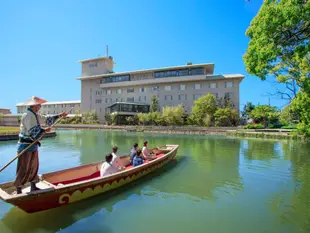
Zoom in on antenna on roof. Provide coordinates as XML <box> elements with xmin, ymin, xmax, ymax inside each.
<box><xmin>106</xmin><ymin>45</ymin><xmax>109</xmax><ymax>57</ymax></box>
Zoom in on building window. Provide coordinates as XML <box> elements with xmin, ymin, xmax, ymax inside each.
<box><xmin>127</xmin><ymin>88</ymin><xmax>134</xmax><ymax>93</ymax></box>
<box><xmin>105</xmin><ymin>98</ymin><xmax>112</xmax><ymax>104</ymax></box>
<box><xmin>165</xmin><ymin>95</ymin><xmax>173</xmax><ymax>101</ymax></box>
<box><xmin>190</xmin><ymin>68</ymin><xmax>204</xmax><ymax>75</ymax></box>
<box><xmin>107</xmin><ymin>89</ymin><xmax>112</xmax><ymax>95</ymax></box>
<box><xmin>139</xmin><ymin>87</ymin><xmax>145</xmax><ymax>92</ymax></box>
<box><xmin>210</xmin><ymin>83</ymin><xmax>217</xmax><ymax>88</ymax></box>
<box><xmin>178</xmin><ymin>69</ymin><xmax>189</xmax><ymax>76</ymax></box>
<box><xmin>225</xmin><ymin>81</ymin><xmax>234</xmax><ymax>88</ymax></box>
<box><xmin>193</xmin><ymin>94</ymin><xmax>202</xmax><ymax>100</ymax></box>
<box><xmin>165</xmin><ymin>86</ymin><xmax>171</xmax><ymax>91</ymax></box>
<box><xmin>104</xmin><ymin>74</ymin><xmax>130</xmax><ymax>83</ymax></box>
<box><xmin>116</xmin><ymin>89</ymin><xmax>122</xmax><ymax>94</ymax></box>
<box><xmin>180</xmin><ymin>84</ymin><xmax>186</xmax><ymax>90</ymax></box>
<box><xmin>138</xmin><ymin>96</ymin><xmax>141</xmax><ymax>101</ymax></box>
<box><xmin>144</xmin><ymin>96</ymin><xmax>147</xmax><ymax>101</ymax></box>
<box><xmin>152</xmin><ymin>86</ymin><xmax>159</xmax><ymax>91</ymax></box>
<box><xmin>95</xmin><ymin>99</ymin><xmax>102</xmax><ymax>104</ymax></box>
<box><xmin>194</xmin><ymin>84</ymin><xmax>201</xmax><ymax>90</ymax></box>
<box><xmin>179</xmin><ymin>94</ymin><xmax>187</xmax><ymax>101</ymax></box>
<box><xmin>127</xmin><ymin>97</ymin><xmax>134</xmax><ymax>102</ymax></box>
<box><xmin>154</xmin><ymin>67</ymin><xmax>205</xmax><ymax>79</ymax></box>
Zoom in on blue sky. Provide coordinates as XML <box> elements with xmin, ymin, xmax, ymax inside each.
<box><xmin>0</xmin><ymin>0</ymin><xmax>288</xmax><ymax>114</ymax></box>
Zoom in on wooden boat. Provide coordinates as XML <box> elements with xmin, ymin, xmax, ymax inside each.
<box><xmin>0</xmin><ymin>144</ymin><xmax>179</xmax><ymax>214</ymax></box>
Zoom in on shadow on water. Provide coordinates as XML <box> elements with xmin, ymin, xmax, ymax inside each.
<box><xmin>1</xmin><ymin>156</ymin><xmax>183</xmax><ymax>233</ymax></box>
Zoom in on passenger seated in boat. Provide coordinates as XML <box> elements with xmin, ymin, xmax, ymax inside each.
<box><xmin>132</xmin><ymin>149</ymin><xmax>144</xmax><ymax>167</ymax></box>
<box><xmin>100</xmin><ymin>153</ymin><xmax>121</xmax><ymax>177</ymax></box>
<box><xmin>142</xmin><ymin>140</ymin><xmax>157</xmax><ymax>160</ymax></box>
<box><xmin>129</xmin><ymin>143</ymin><xmax>139</xmax><ymax>164</ymax></box>
<box><xmin>111</xmin><ymin>145</ymin><xmax>125</xmax><ymax>170</ymax></box>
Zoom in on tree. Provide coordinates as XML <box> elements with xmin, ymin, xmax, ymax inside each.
<box><xmin>279</xmin><ymin>104</ymin><xmax>300</xmax><ymax>125</ymax></box>
<box><xmin>249</xmin><ymin>105</ymin><xmax>280</xmax><ymax>128</ymax></box>
<box><xmin>190</xmin><ymin>94</ymin><xmax>217</xmax><ymax>125</ymax></box>
<box><xmin>214</xmin><ymin>108</ymin><xmax>240</xmax><ymax>127</ymax></box>
<box><xmin>243</xmin><ymin>0</ymin><xmax>310</xmax><ymax>101</ymax></box>
<box><xmin>291</xmin><ymin>91</ymin><xmax>310</xmax><ymax>137</ymax></box>
<box><xmin>241</xmin><ymin>102</ymin><xmax>255</xmax><ymax>121</ymax></box>
<box><xmin>162</xmin><ymin>104</ymin><xmax>184</xmax><ymax>125</ymax></box>
<box><xmin>150</xmin><ymin>95</ymin><xmax>159</xmax><ymax>112</ymax></box>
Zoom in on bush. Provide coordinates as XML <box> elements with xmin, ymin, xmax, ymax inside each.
<box><xmin>245</xmin><ymin>124</ymin><xmax>264</xmax><ymax>129</ymax></box>
<box><xmin>161</xmin><ymin>105</ymin><xmax>184</xmax><ymax>126</ymax></box>
<box><xmin>281</xmin><ymin>124</ymin><xmax>297</xmax><ymax>129</ymax></box>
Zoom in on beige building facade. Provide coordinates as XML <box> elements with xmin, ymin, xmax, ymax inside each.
<box><xmin>0</xmin><ymin>108</ymin><xmax>12</xmax><ymax>115</ymax></box>
<box><xmin>16</xmin><ymin>100</ymin><xmax>81</xmax><ymax>116</ymax></box>
<box><xmin>77</xmin><ymin>56</ymin><xmax>244</xmax><ymax>122</ymax></box>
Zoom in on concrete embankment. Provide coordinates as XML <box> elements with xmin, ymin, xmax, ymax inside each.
<box><xmin>54</xmin><ymin>124</ymin><xmax>297</xmax><ymax>139</ymax></box>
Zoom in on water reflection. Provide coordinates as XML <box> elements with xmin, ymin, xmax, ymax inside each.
<box><xmin>241</xmin><ymin>138</ymin><xmax>282</xmax><ymax>161</ymax></box>
<box><xmin>270</xmin><ymin>141</ymin><xmax>310</xmax><ymax>233</ymax></box>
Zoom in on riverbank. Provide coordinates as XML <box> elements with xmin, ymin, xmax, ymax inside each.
<box><xmin>54</xmin><ymin>124</ymin><xmax>300</xmax><ymax>140</ymax></box>
<box><xmin>0</xmin><ymin>126</ymin><xmax>57</xmax><ymax>141</ymax></box>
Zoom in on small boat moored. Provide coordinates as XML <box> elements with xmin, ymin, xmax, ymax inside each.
<box><xmin>0</xmin><ymin>144</ymin><xmax>179</xmax><ymax>214</ymax></box>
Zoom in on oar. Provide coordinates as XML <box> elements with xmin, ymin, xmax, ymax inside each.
<box><xmin>0</xmin><ymin>108</ymin><xmax>73</xmax><ymax>173</ymax></box>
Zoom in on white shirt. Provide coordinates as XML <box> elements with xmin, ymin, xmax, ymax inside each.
<box><xmin>142</xmin><ymin>146</ymin><xmax>155</xmax><ymax>159</ymax></box>
<box><xmin>111</xmin><ymin>152</ymin><xmax>121</xmax><ymax>168</ymax></box>
<box><xmin>100</xmin><ymin>162</ymin><xmax>120</xmax><ymax>177</ymax></box>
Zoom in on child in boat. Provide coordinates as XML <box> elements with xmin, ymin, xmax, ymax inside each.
<box><xmin>100</xmin><ymin>153</ymin><xmax>121</xmax><ymax>177</ymax></box>
<box><xmin>132</xmin><ymin>149</ymin><xmax>144</xmax><ymax>167</ymax></box>
<box><xmin>142</xmin><ymin>140</ymin><xmax>157</xmax><ymax>160</ymax></box>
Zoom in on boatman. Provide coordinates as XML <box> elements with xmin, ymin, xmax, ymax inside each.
<box><xmin>14</xmin><ymin>96</ymin><xmax>68</xmax><ymax>194</ymax></box>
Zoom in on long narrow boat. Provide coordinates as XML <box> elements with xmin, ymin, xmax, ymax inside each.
<box><xmin>0</xmin><ymin>144</ymin><xmax>179</xmax><ymax>214</ymax></box>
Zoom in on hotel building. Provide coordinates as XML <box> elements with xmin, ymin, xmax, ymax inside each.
<box><xmin>77</xmin><ymin>56</ymin><xmax>244</xmax><ymax>122</ymax></box>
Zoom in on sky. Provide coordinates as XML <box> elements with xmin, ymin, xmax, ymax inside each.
<box><xmin>0</xmin><ymin>0</ymin><xmax>289</xmax><ymax>114</ymax></box>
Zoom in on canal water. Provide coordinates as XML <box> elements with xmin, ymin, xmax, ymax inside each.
<box><xmin>0</xmin><ymin>130</ymin><xmax>309</xmax><ymax>233</ymax></box>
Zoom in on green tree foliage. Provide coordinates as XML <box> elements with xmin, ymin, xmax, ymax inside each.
<box><xmin>161</xmin><ymin>104</ymin><xmax>184</xmax><ymax>125</ymax></box>
<box><xmin>190</xmin><ymin>94</ymin><xmax>217</xmax><ymax>125</ymax></box>
<box><xmin>150</xmin><ymin>95</ymin><xmax>159</xmax><ymax>112</ymax></box>
<box><xmin>82</xmin><ymin>110</ymin><xmax>99</xmax><ymax>124</ymax></box>
<box><xmin>104</xmin><ymin>113</ymin><xmax>112</xmax><ymax>125</ymax></box>
<box><xmin>214</xmin><ymin>108</ymin><xmax>240</xmax><ymax>127</ymax></box>
<box><xmin>243</xmin><ymin>0</ymin><xmax>310</xmax><ymax>100</ymax></box>
<box><xmin>291</xmin><ymin>91</ymin><xmax>310</xmax><ymax>137</ymax></box>
<box><xmin>249</xmin><ymin>105</ymin><xmax>280</xmax><ymax>128</ymax></box>
<box><xmin>137</xmin><ymin>113</ymin><xmax>150</xmax><ymax>125</ymax></box>
<box><xmin>279</xmin><ymin>104</ymin><xmax>300</xmax><ymax>125</ymax></box>
<box><xmin>241</xmin><ymin>102</ymin><xmax>255</xmax><ymax>121</ymax></box>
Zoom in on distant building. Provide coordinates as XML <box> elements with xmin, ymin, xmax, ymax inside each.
<box><xmin>16</xmin><ymin>100</ymin><xmax>81</xmax><ymax>116</ymax></box>
<box><xmin>0</xmin><ymin>108</ymin><xmax>12</xmax><ymax>115</ymax></box>
<box><xmin>77</xmin><ymin>55</ymin><xmax>244</xmax><ymax>123</ymax></box>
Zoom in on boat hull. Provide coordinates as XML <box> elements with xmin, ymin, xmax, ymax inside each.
<box><xmin>1</xmin><ymin>145</ymin><xmax>178</xmax><ymax>213</ymax></box>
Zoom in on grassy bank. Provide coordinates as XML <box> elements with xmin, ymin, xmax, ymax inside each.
<box><xmin>0</xmin><ymin>127</ymin><xmax>19</xmax><ymax>135</ymax></box>
<box><xmin>225</xmin><ymin>130</ymin><xmax>302</xmax><ymax>140</ymax></box>
<box><xmin>55</xmin><ymin>124</ymin><xmax>306</xmax><ymax>140</ymax></box>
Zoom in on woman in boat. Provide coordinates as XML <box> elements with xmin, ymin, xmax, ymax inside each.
<box><xmin>129</xmin><ymin>143</ymin><xmax>139</xmax><ymax>165</ymax></box>
<box><xmin>14</xmin><ymin>96</ymin><xmax>68</xmax><ymax>194</ymax></box>
<box><xmin>132</xmin><ymin>149</ymin><xmax>144</xmax><ymax>167</ymax></box>
<box><xmin>100</xmin><ymin>153</ymin><xmax>122</xmax><ymax>177</ymax></box>
<box><xmin>141</xmin><ymin>140</ymin><xmax>157</xmax><ymax>160</ymax></box>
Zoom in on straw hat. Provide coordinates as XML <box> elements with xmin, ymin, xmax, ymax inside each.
<box><xmin>23</xmin><ymin>96</ymin><xmax>48</xmax><ymax>106</ymax></box>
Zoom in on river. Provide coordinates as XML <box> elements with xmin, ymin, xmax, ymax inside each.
<box><xmin>0</xmin><ymin>129</ymin><xmax>309</xmax><ymax>233</ymax></box>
